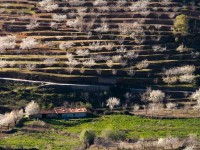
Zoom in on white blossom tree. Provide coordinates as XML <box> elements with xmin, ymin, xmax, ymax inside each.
<box><xmin>43</xmin><ymin>58</ymin><xmax>57</xmax><ymax>66</ymax></box>
<box><xmin>163</xmin><ymin>65</ymin><xmax>195</xmax><ymax>84</ymax></box>
<box><xmin>129</xmin><ymin>0</ymin><xmax>150</xmax><ymax>12</ymax></box>
<box><xmin>25</xmin><ymin>64</ymin><xmax>37</xmax><ymax>71</ymax></box>
<box><xmin>59</xmin><ymin>41</ymin><xmax>74</xmax><ymax>51</ymax></box>
<box><xmin>166</xmin><ymin>102</ymin><xmax>177</xmax><ymax>110</ymax></box>
<box><xmin>0</xmin><ymin>35</ymin><xmax>16</xmax><ymax>53</ymax></box>
<box><xmin>93</xmin><ymin>0</ymin><xmax>107</xmax><ymax>6</ymax></box>
<box><xmin>106</xmin><ymin>60</ymin><xmax>114</xmax><ymax>69</ymax></box>
<box><xmin>190</xmin><ymin>89</ymin><xmax>200</xmax><ymax>111</ymax></box>
<box><xmin>133</xmin><ymin>104</ymin><xmax>140</xmax><ymax>111</ymax></box>
<box><xmin>106</xmin><ymin>97</ymin><xmax>120</xmax><ymax>110</ymax></box>
<box><xmin>0</xmin><ymin>114</ymin><xmax>4</xmax><ymax>127</ymax></box>
<box><xmin>94</xmin><ymin>18</ymin><xmax>109</xmax><ymax>33</ymax></box>
<box><xmin>136</xmin><ymin>60</ymin><xmax>149</xmax><ymax>70</ymax></box>
<box><xmin>10</xmin><ymin>109</ymin><xmax>24</xmax><ymax>125</ymax></box>
<box><xmin>50</xmin><ymin>22</ymin><xmax>58</xmax><ymax>30</ymax></box>
<box><xmin>66</xmin><ymin>53</ymin><xmax>74</xmax><ymax>61</ymax></box>
<box><xmin>141</xmin><ymin>88</ymin><xmax>165</xmax><ymax>115</ymax></box>
<box><xmin>26</xmin><ymin>20</ymin><xmax>39</xmax><ymax>31</ymax></box>
<box><xmin>157</xmin><ymin>136</ymin><xmax>182</xmax><ymax>149</ymax></box>
<box><xmin>66</xmin><ymin>67</ymin><xmax>74</xmax><ymax>74</ymax></box>
<box><xmin>20</xmin><ymin>37</ymin><xmax>39</xmax><ymax>51</ymax></box>
<box><xmin>0</xmin><ymin>109</ymin><xmax>24</xmax><ymax>129</ymax></box>
<box><xmin>1</xmin><ymin>112</ymin><xmax>15</xmax><ymax>129</ymax></box>
<box><xmin>68</xmin><ymin>0</ymin><xmax>85</xmax><ymax>6</ymax></box>
<box><xmin>76</xmin><ymin>49</ymin><xmax>89</xmax><ymax>58</ymax></box>
<box><xmin>83</xmin><ymin>59</ymin><xmax>96</xmax><ymax>68</ymax></box>
<box><xmin>0</xmin><ymin>59</ymin><xmax>7</xmax><ymax>70</ymax></box>
<box><xmin>39</xmin><ymin>0</ymin><xmax>58</xmax><ymax>12</ymax></box>
<box><xmin>8</xmin><ymin>61</ymin><xmax>16</xmax><ymax>68</ymax></box>
<box><xmin>25</xmin><ymin>101</ymin><xmax>40</xmax><ymax>117</ymax></box>
<box><xmin>149</xmin><ymin>90</ymin><xmax>165</xmax><ymax>103</ymax></box>
<box><xmin>65</xmin><ymin>59</ymin><xmax>79</xmax><ymax>68</ymax></box>
<box><xmin>52</xmin><ymin>14</ymin><xmax>67</xmax><ymax>22</ymax></box>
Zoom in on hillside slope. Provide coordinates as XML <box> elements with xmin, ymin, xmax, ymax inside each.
<box><xmin>0</xmin><ymin>0</ymin><xmax>200</xmax><ymax>107</ymax></box>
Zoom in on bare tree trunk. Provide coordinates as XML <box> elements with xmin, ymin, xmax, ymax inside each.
<box><xmin>145</xmin><ymin>105</ymin><xmax>148</xmax><ymax>115</ymax></box>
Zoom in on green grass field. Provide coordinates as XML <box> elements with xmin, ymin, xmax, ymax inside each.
<box><xmin>49</xmin><ymin>115</ymin><xmax>200</xmax><ymax>139</ymax></box>
<box><xmin>0</xmin><ymin>131</ymin><xmax>80</xmax><ymax>150</ymax></box>
<box><xmin>0</xmin><ymin>115</ymin><xmax>200</xmax><ymax>149</ymax></box>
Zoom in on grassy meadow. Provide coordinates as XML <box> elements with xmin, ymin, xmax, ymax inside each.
<box><xmin>0</xmin><ymin>115</ymin><xmax>200</xmax><ymax>149</ymax></box>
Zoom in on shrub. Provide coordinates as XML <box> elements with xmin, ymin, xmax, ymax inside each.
<box><xmin>173</xmin><ymin>14</ymin><xmax>189</xmax><ymax>36</ymax></box>
<box><xmin>79</xmin><ymin>129</ymin><xmax>96</xmax><ymax>145</ymax></box>
<box><xmin>157</xmin><ymin>136</ymin><xmax>183</xmax><ymax>149</ymax></box>
<box><xmin>184</xmin><ymin>134</ymin><xmax>199</xmax><ymax>146</ymax></box>
<box><xmin>101</xmin><ymin>129</ymin><xmax>126</xmax><ymax>141</ymax></box>
<box><xmin>176</xmin><ymin>44</ymin><xmax>192</xmax><ymax>52</ymax></box>
<box><xmin>30</xmin><ymin>120</ymin><xmax>47</xmax><ymax>127</ymax></box>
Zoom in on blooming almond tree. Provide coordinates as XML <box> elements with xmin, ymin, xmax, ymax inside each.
<box><xmin>0</xmin><ymin>59</ymin><xmax>7</xmax><ymax>70</ymax></box>
<box><xmin>50</xmin><ymin>22</ymin><xmax>58</xmax><ymax>30</ymax></box>
<box><xmin>43</xmin><ymin>58</ymin><xmax>57</xmax><ymax>66</ymax></box>
<box><xmin>1</xmin><ymin>112</ymin><xmax>15</xmax><ymax>129</ymax></box>
<box><xmin>157</xmin><ymin>136</ymin><xmax>182</xmax><ymax>149</ymax></box>
<box><xmin>166</xmin><ymin>103</ymin><xmax>177</xmax><ymax>110</ymax></box>
<box><xmin>66</xmin><ymin>53</ymin><xmax>74</xmax><ymax>61</ymax></box>
<box><xmin>0</xmin><ymin>35</ymin><xmax>16</xmax><ymax>53</ymax></box>
<box><xmin>129</xmin><ymin>0</ymin><xmax>150</xmax><ymax>12</ymax></box>
<box><xmin>136</xmin><ymin>60</ymin><xmax>149</xmax><ymax>70</ymax></box>
<box><xmin>76</xmin><ymin>49</ymin><xmax>89</xmax><ymax>57</ymax></box>
<box><xmin>163</xmin><ymin>65</ymin><xmax>195</xmax><ymax>84</ymax></box>
<box><xmin>39</xmin><ymin>0</ymin><xmax>58</xmax><ymax>12</ymax></box>
<box><xmin>106</xmin><ymin>97</ymin><xmax>120</xmax><ymax>110</ymax></box>
<box><xmin>52</xmin><ymin>14</ymin><xmax>67</xmax><ymax>22</ymax></box>
<box><xmin>190</xmin><ymin>88</ymin><xmax>200</xmax><ymax>111</ymax></box>
<box><xmin>93</xmin><ymin>0</ymin><xmax>107</xmax><ymax>6</ymax></box>
<box><xmin>65</xmin><ymin>59</ymin><xmax>79</xmax><ymax>68</ymax></box>
<box><xmin>141</xmin><ymin>88</ymin><xmax>165</xmax><ymax>114</ymax></box>
<box><xmin>149</xmin><ymin>90</ymin><xmax>165</xmax><ymax>103</ymax></box>
<box><xmin>25</xmin><ymin>64</ymin><xmax>37</xmax><ymax>71</ymax></box>
<box><xmin>83</xmin><ymin>59</ymin><xmax>96</xmax><ymax>68</ymax></box>
<box><xmin>10</xmin><ymin>109</ymin><xmax>24</xmax><ymax>125</ymax></box>
<box><xmin>68</xmin><ymin>0</ymin><xmax>85</xmax><ymax>6</ymax></box>
<box><xmin>59</xmin><ymin>41</ymin><xmax>74</xmax><ymax>51</ymax></box>
<box><xmin>26</xmin><ymin>20</ymin><xmax>39</xmax><ymax>31</ymax></box>
<box><xmin>0</xmin><ymin>109</ymin><xmax>24</xmax><ymax>129</ymax></box>
<box><xmin>0</xmin><ymin>114</ymin><xmax>4</xmax><ymax>127</ymax></box>
<box><xmin>106</xmin><ymin>60</ymin><xmax>114</xmax><ymax>69</ymax></box>
<box><xmin>20</xmin><ymin>37</ymin><xmax>38</xmax><ymax>51</ymax></box>
<box><xmin>25</xmin><ymin>101</ymin><xmax>40</xmax><ymax>117</ymax></box>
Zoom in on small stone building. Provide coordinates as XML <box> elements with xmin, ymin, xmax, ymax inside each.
<box><xmin>35</xmin><ymin>107</ymin><xmax>88</xmax><ymax>119</ymax></box>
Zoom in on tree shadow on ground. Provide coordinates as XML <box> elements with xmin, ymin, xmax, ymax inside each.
<box><xmin>42</xmin><ymin>115</ymin><xmax>99</xmax><ymax>127</ymax></box>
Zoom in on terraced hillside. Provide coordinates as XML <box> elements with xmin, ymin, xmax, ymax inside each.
<box><xmin>0</xmin><ymin>0</ymin><xmax>200</xmax><ymax>107</ymax></box>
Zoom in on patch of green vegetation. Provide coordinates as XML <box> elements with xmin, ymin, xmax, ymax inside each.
<box><xmin>4</xmin><ymin>8</ymin><xmax>35</xmax><ymax>15</ymax></box>
<box><xmin>0</xmin><ymin>131</ymin><xmax>80</xmax><ymax>150</ymax></box>
<box><xmin>0</xmin><ymin>80</ymin><xmax>111</xmax><ymax>110</ymax></box>
<box><xmin>173</xmin><ymin>14</ymin><xmax>189</xmax><ymax>36</ymax></box>
<box><xmin>45</xmin><ymin>115</ymin><xmax>200</xmax><ymax>139</ymax></box>
<box><xmin>0</xmin><ymin>3</ymin><xmax>34</xmax><ymax>8</ymax></box>
<box><xmin>1</xmin><ymin>115</ymin><xmax>200</xmax><ymax>149</ymax></box>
